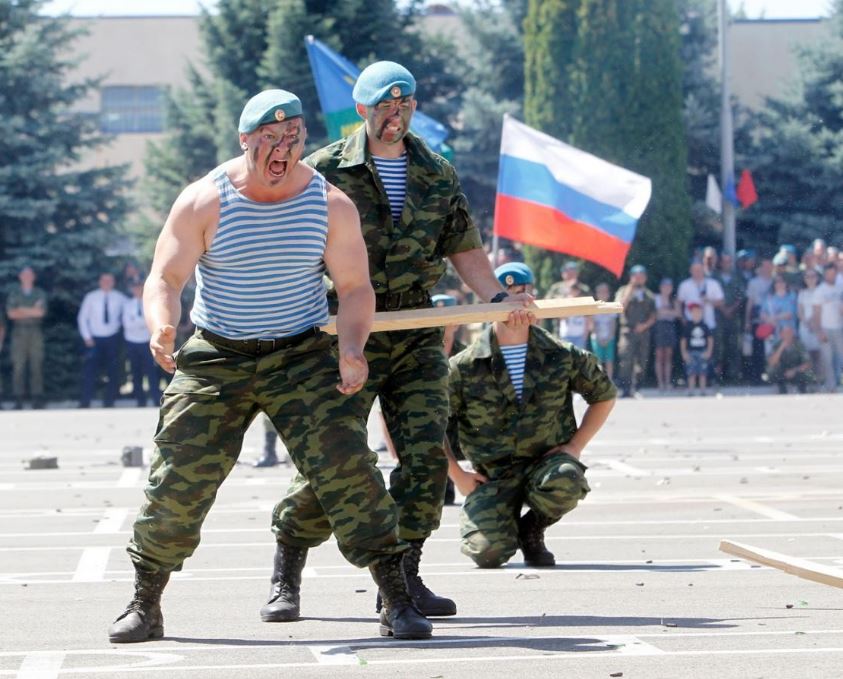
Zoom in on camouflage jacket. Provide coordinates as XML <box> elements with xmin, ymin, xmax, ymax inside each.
<box><xmin>305</xmin><ymin>126</ymin><xmax>483</xmax><ymax>295</ymax></box>
<box><xmin>5</xmin><ymin>287</ymin><xmax>47</xmax><ymax>327</ymax></box>
<box><xmin>448</xmin><ymin>325</ymin><xmax>617</xmax><ymax>467</ymax></box>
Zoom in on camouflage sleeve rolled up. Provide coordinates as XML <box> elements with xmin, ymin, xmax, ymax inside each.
<box><xmin>570</xmin><ymin>344</ymin><xmax>618</xmax><ymax>404</ymax></box>
<box><xmin>447</xmin><ymin>354</ymin><xmax>465</xmax><ymax>420</ymax></box>
<box><xmin>436</xmin><ymin>167</ymin><xmax>483</xmax><ymax>257</ymax></box>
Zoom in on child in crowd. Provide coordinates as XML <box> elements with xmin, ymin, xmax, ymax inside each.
<box><xmin>589</xmin><ymin>282</ymin><xmax>617</xmax><ymax>381</ymax></box>
<box><xmin>681</xmin><ymin>302</ymin><xmax>713</xmax><ymax>396</ymax></box>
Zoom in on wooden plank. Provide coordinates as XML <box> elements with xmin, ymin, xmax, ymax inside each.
<box><xmin>320</xmin><ymin>297</ymin><xmax>624</xmax><ymax>335</ymax></box>
<box><xmin>719</xmin><ymin>539</ymin><xmax>843</xmax><ymax>589</ymax></box>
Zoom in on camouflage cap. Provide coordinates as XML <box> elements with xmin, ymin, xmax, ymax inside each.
<box><xmin>238</xmin><ymin>89</ymin><xmax>303</xmax><ymax>134</ymax></box>
<box><xmin>353</xmin><ymin>61</ymin><xmax>416</xmax><ymax>106</ymax></box>
<box><xmin>431</xmin><ymin>294</ymin><xmax>457</xmax><ymax>307</ymax></box>
<box><xmin>495</xmin><ymin>262</ymin><xmax>534</xmax><ymax>287</ymax></box>
<box><xmin>629</xmin><ymin>264</ymin><xmax>647</xmax><ymax>274</ymax></box>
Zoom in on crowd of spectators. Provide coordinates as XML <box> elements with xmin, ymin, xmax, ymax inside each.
<box><xmin>2</xmin><ymin>239</ymin><xmax>842</xmax><ymax>407</ymax></box>
<box><xmin>0</xmin><ymin>262</ymin><xmax>190</xmax><ymax>409</ymax></box>
<box><xmin>485</xmin><ymin>238</ymin><xmax>843</xmax><ymax>397</ymax></box>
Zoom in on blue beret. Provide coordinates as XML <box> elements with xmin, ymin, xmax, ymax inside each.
<box><xmin>772</xmin><ymin>251</ymin><xmax>788</xmax><ymax>265</ymax></box>
<box><xmin>431</xmin><ymin>294</ymin><xmax>457</xmax><ymax>307</ymax></box>
<box><xmin>495</xmin><ymin>262</ymin><xmax>534</xmax><ymax>287</ymax></box>
<box><xmin>238</xmin><ymin>89</ymin><xmax>303</xmax><ymax>134</ymax></box>
<box><xmin>630</xmin><ymin>264</ymin><xmax>647</xmax><ymax>274</ymax></box>
<box><xmin>780</xmin><ymin>244</ymin><xmax>797</xmax><ymax>255</ymax></box>
<box><xmin>353</xmin><ymin>61</ymin><xmax>416</xmax><ymax>106</ymax></box>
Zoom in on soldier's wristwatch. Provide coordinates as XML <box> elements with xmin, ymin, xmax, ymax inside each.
<box><xmin>490</xmin><ymin>291</ymin><xmax>510</xmax><ymax>303</ymax></box>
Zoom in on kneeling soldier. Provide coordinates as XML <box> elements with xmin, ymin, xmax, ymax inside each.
<box><xmin>446</xmin><ymin>262</ymin><xmax>616</xmax><ymax>568</ymax></box>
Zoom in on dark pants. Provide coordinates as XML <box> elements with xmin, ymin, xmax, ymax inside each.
<box><xmin>81</xmin><ymin>333</ymin><xmax>121</xmax><ymax>407</ymax></box>
<box><xmin>126</xmin><ymin>340</ymin><xmax>161</xmax><ymax>406</ymax></box>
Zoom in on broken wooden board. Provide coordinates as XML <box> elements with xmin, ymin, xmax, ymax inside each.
<box><xmin>320</xmin><ymin>297</ymin><xmax>623</xmax><ymax>335</ymax></box>
<box><xmin>719</xmin><ymin>539</ymin><xmax>843</xmax><ymax>589</ymax></box>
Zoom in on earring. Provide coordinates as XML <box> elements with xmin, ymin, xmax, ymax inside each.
<box><xmin>241</xmin><ymin>144</ymin><xmax>248</xmax><ymax>150</ymax></box>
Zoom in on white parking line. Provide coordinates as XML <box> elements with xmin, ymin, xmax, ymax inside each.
<box><xmin>593</xmin><ymin>459</ymin><xmax>649</xmax><ymax>476</ymax></box>
<box><xmin>15</xmin><ymin>651</ymin><xmax>65</xmax><ymax>679</ymax></box>
<box><xmin>93</xmin><ymin>509</ymin><xmax>128</xmax><ymax>534</ymax></box>
<box><xmin>71</xmin><ymin>547</ymin><xmax>111</xmax><ymax>582</ymax></box>
<box><xmin>307</xmin><ymin>645</ymin><xmax>359</xmax><ymax>665</ymax></box>
<box><xmin>3</xmin><ymin>632</ymin><xmax>843</xmax><ymax>674</ymax></box>
<box><xmin>116</xmin><ymin>469</ymin><xmax>142</xmax><ymax>488</ymax></box>
<box><xmin>712</xmin><ymin>494</ymin><xmax>800</xmax><ymax>520</ymax></box>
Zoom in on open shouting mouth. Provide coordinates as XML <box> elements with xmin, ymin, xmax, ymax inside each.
<box><xmin>268</xmin><ymin>159</ymin><xmax>288</xmax><ymax>178</ymax></box>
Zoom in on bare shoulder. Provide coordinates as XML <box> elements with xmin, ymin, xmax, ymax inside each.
<box><xmin>325</xmin><ymin>182</ymin><xmax>360</xmax><ymax>227</ymax></box>
<box><xmin>168</xmin><ymin>174</ymin><xmax>219</xmax><ymax>227</ymax></box>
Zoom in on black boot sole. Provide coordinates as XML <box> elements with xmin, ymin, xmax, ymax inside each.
<box><xmin>379</xmin><ymin>624</ymin><xmax>432</xmax><ymax>640</ymax></box>
<box><xmin>260</xmin><ymin>609</ymin><xmax>300</xmax><ymax>622</ymax></box>
<box><xmin>108</xmin><ymin>625</ymin><xmax>163</xmax><ymax>643</ymax></box>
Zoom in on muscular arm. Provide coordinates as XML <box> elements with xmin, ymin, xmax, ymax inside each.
<box><xmin>448</xmin><ymin>248</ymin><xmax>507</xmax><ymax>302</ymax></box>
<box><xmin>145</xmin><ymin>178</ymin><xmax>217</xmax><ymax>372</ymax></box>
<box><xmin>323</xmin><ymin>185</ymin><xmax>374</xmax><ymax>394</ymax></box>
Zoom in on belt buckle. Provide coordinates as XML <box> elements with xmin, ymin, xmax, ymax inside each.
<box><xmin>384</xmin><ymin>292</ymin><xmax>402</xmax><ymax>312</ymax></box>
<box><xmin>257</xmin><ymin>338</ymin><xmax>274</xmax><ymax>355</ymax></box>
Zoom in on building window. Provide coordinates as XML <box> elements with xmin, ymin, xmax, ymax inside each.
<box><xmin>100</xmin><ymin>86</ymin><xmax>165</xmax><ymax>133</ymax></box>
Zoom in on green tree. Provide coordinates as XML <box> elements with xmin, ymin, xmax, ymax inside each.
<box><xmin>451</xmin><ymin>0</ymin><xmax>526</xmax><ymax>232</ymax></box>
<box><xmin>0</xmin><ymin>0</ymin><xmax>132</xmax><ymax>399</ymax></box>
<box><xmin>522</xmin><ymin>0</ymin><xmax>692</xmax><ymax>290</ymax></box>
<box><xmin>140</xmin><ymin>0</ymin><xmax>456</xmax><ymax>259</ymax></box>
<box><xmin>742</xmin><ymin>2</ymin><xmax>843</xmax><ymax>252</ymax></box>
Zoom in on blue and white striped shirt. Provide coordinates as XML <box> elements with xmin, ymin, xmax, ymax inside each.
<box><xmin>372</xmin><ymin>153</ymin><xmax>408</xmax><ymax>225</ymax></box>
<box><xmin>500</xmin><ymin>343</ymin><xmax>528</xmax><ymax>400</ymax></box>
<box><xmin>190</xmin><ymin>167</ymin><xmax>330</xmax><ymax>339</ymax></box>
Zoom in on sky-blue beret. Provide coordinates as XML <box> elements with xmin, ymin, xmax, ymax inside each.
<box><xmin>495</xmin><ymin>262</ymin><xmax>534</xmax><ymax>287</ymax></box>
<box><xmin>352</xmin><ymin>61</ymin><xmax>416</xmax><ymax>106</ymax></box>
<box><xmin>238</xmin><ymin>89</ymin><xmax>303</xmax><ymax>134</ymax></box>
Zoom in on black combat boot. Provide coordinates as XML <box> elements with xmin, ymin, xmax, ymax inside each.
<box><xmin>518</xmin><ymin>510</ymin><xmax>556</xmax><ymax>567</ymax></box>
<box><xmin>370</xmin><ymin>554</ymin><xmax>432</xmax><ymax>639</ymax></box>
<box><xmin>374</xmin><ymin>540</ymin><xmax>457</xmax><ymax>616</ymax></box>
<box><xmin>108</xmin><ymin>568</ymin><xmax>170</xmax><ymax>643</ymax></box>
<box><xmin>260</xmin><ymin>542</ymin><xmax>307</xmax><ymax>622</ymax></box>
<box><xmin>254</xmin><ymin>430</ymin><xmax>279</xmax><ymax>468</ymax></box>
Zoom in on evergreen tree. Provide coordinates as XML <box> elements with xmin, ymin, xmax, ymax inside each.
<box><xmin>743</xmin><ymin>2</ymin><xmax>843</xmax><ymax>251</ymax></box>
<box><xmin>451</xmin><ymin>0</ymin><xmax>525</xmax><ymax>232</ymax></box>
<box><xmin>522</xmin><ymin>0</ymin><xmax>692</xmax><ymax>289</ymax></box>
<box><xmin>141</xmin><ymin>0</ymin><xmax>455</xmax><ymax>255</ymax></box>
<box><xmin>0</xmin><ymin>0</ymin><xmax>131</xmax><ymax>398</ymax></box>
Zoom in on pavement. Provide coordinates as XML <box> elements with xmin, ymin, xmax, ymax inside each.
<box><xmin>1</xmin><ymin>393</ymin><xmax>843</xmax><ymax>678</ymax></box>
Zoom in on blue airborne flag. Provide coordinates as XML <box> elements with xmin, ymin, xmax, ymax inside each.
<box><xmin>304</xmin><ymin>36</ymin><xmax>451</xmax><ymax>157</ymax></box>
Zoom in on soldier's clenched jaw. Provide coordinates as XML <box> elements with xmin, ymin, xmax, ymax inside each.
<box><xmin>240</xmin><ymin>118</ymin><xmax>306</xmax><ymax>186</ymax></box>
<box><xmin>360</xmin><ymin>96</ymin><xmax>416</xmax><ymax>145</ymax></box>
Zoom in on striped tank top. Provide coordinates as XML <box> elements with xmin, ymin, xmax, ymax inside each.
<box><xmin>190</xmin><ymin>167</ymin><xmax>330</xmax><ymax>339</ymax></box>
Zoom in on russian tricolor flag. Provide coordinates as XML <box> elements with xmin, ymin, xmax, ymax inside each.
<box><xmin>494</xmin><ymin>116</ymin><xmax>652</xmax><ymax>277</ymax></box>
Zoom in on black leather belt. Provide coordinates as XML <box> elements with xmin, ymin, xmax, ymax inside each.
<box><xmin>198</xmin><ymin>327</ymin><xmax>319</xmax><ymax>356</ymax></box>
<box><xmin>375</xmin><ymin>289</ymin><xmax>431</xmax><ymax>312</ymax></box>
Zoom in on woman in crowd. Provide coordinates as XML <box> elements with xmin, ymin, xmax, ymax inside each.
<box><xmin>797</xmin><ymin>267</ymin><xmax>823</xmax><ymax>380</ymax></box>
<box><xmin>653</xmin><ymin>277</ymin><xmax>681</xmax><ymax>391</ymax></box>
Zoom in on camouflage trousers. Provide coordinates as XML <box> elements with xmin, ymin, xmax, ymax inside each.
<box><xmin>11</xmin><ymin>324</ymin><xmax>44</xmax><ymax>397</ymax></box>
<box><xmin>460</xmin><ymin>452</ymin><xmax>590</xmax><ymax>568</ymax></box>
<box><xmin>275</xmin><ymin>327</ymin><xmax>449</xmax><ymax>544</ymax></box>
<box><xmin>127</xmin><ymin>330</ymin><xmax>405</xmax><ymax>572</ymax></box>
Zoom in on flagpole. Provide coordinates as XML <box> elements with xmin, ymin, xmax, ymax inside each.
<box><xmin>718</xmin><ymin>0</ymin><xmax>737</xmax><ymax>258</ymax></box>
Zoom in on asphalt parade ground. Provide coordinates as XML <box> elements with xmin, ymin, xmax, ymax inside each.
<box><xmin>1</xmin><ymin>393</ymin><xmax>843</xmax><ymax>679</ymax></box>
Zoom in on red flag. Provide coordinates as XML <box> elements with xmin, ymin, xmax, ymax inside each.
<box><xmin>736</xmin><ymin>169</ymin><xmax>758</xmax><ymax>208</ymax></box>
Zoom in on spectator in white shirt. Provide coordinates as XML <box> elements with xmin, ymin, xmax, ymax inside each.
<box><xmin>77</xmin><ymin>272</ymin><xmax>127</xmax><ymax>407</ymax></box>
<box><xmin>813</xmin><ymin>263</ymin><xmax>843</xmax><ymax>392</ymax></box>
<box><xmin>677</xmin><ymin>260</ymin><xmax>725</xmax><ymax>329</ymax></box>
<box><xmin>743</xmin><ymin>257</ymin><xmax>773</xmax><ymax>384</ymax></box>
<box><xmin>122</xmin><ymin>278</ymin><xmax>161</xmax><ymax>407</ymax></box>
